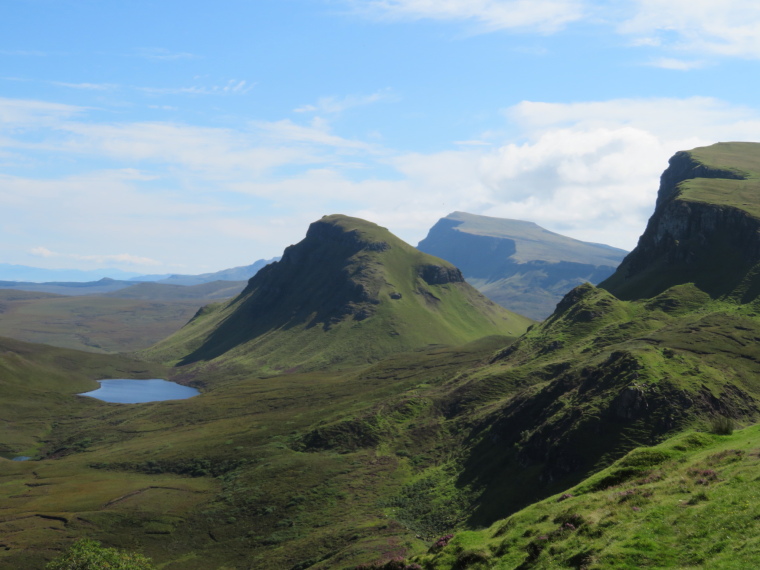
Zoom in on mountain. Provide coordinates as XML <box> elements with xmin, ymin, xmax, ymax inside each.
<box><xmin>0</xmin><ymin>263</ymin><xmax>143</xmax><ymax>283</ymax></box>
<box><xmin>602</xmin><ymin>141</ymin><xmax>760</xmax><ymax>300</ymax></box>
<box><xmin>0</xmin><ymin>277</ymin><xmax>147</xmax><ymax>296</ymax></box>
<box><xmin>0</xmin><ymin>260</ymin><xmax>275</xmax><ymax>298</ymax></box>
<box><xmin>417</xmin><ymin>212</ymin><xmax>627</xmax><ymax>320</ymax></box>
<box><xmin>147</xmin><ymin>214</ymin><xmax>533</xmax><ymax>372</ymax></box>
<box><xmin>132</xmin><ymin>257</ymin><xmax>279</xmax><ymax>285</ymax></box>
<box><xmin>8</xmin><ymin>144</ymin><xmax>760</xmax><ymax>569</ymax></box>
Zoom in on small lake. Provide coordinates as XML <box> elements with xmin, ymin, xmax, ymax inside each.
<box><xmin>78</xmin><ymin>379</ymin><xmax>200</xmax><ymax>404</ymax></box>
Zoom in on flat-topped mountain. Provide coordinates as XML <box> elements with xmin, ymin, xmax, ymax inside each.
<box><xmin>602</xmin><ymin>141</ymin><xmax>760</xmax><ymax>300</ymax></box>
<box><xmin>147</xmin><ymin>214</ymin><xmax>532</xmax><ymax>372</ymax></box>
<box><xmin>417</xmin><ymin>212</ymin><xmax>627</xmax><ymax>320</ymax></box>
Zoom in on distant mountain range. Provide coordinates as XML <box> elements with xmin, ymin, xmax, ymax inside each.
<box><xmin>0</xmin><ymin>258</ymin><xmax>278</xmax><ymax>299</ymax></box>
<box><xmin>0</xmin><ymin>258</ymin><xmax>278</xmax><ymax>285</ymax></box>
<box><xmin>0</xmin><ymin>263</ymin><xmax>143</xmax><ymax>283</ymax></box>
<box><xmin>417</xmin><ymin>212</ymin><xmax>628</xmax><ymax>319</ymax></box>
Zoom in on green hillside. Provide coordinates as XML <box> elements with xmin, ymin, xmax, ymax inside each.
<box><xmin>5</xmin><ymin>144</ymin><xmax>760</xmax><ymax>569</ymax></box>
<box><xmin>412</xmin><ymin>426</ymin><xmax>760</xmax><ymax>569</ymax></box>
<box><xmin>146</xmin><ymin>214</ymin><xmax>532</xmax><ymax>373</ymax></box>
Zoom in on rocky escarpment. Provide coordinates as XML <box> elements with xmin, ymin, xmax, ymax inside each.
<box><xmin>602</xmin><ymin>143</ymin><xmax>760</xmax><ymax>300</ymax></box>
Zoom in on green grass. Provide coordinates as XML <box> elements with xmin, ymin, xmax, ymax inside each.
<box><xmin>145</xmin><ymin>214</ymin><xmax>532</xmax><ymax>373</ymax></box>
<box><xmin>0</xmin><ymin>290</ymin><xmax>206</xmax><ymax>353</ymax></box>
<box><xmin>412</xmin><ymin>425</ymin><xmax>760</xmax><ymax>569</ymax></box>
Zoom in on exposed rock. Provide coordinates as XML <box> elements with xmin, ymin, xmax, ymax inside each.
<box><xmin>418</xmin><ymin>264</ymin><xmax>464</xmax><ymax>285</ymax></box>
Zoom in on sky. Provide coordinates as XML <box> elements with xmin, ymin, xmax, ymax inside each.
<box><xmin>2</xmin><ymin>0</ymin><xmax>760</xmax><ymax>276</ymax></box>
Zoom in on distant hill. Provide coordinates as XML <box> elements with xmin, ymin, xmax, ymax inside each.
<box><xmin>146</xmin><ymin>214</ymin><xmax>533</xmax><ymax>372</ymax></box>
<box><xmin>0</xmin><ymin>277</ymin><xmax>140</xmax><ymax>296</ymax></box>
<box><xmin>417</xmin><ymin>212</ymin><xmax>627</xmax><ymax>320</ymax></box>
<box><xmin>0</xmin><ymin>259</ymin><xmax>275</xmax><ymax>299</ymax></box>
<box><xmin>132</xmin><ymin>257</ymin><xmax>278</xmax><ymax>285</ymax></box>
<box><xmin>0</xmin><ymin>264</ymin><xmax>142</xmax><ymax>283</ymax></box>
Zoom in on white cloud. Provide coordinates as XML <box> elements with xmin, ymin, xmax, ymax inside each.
<box><xmin>52</xmin><ymin>82</ymin><xmax>118</xmax><ymax>91</ymax></box>
<box><xmin>30</xmin><ymin>246</ymin><xmax>161</xmax><ymax>267</ymax></box>
<box><xmin>345</xmin><ymin>0</ymin><xmax>586</xmax><ymax>33</ymax></box>
<box><xmin>139</xmin><ymin>79</ymin><xmax>252</xmax><ymax>96</ymax></box>
<box><xmin>344</xmin><ymin>0</ymin><xmax>760</xmax><ymax>61</ymax></box>
<box><xmin>620</xmin><ymin>0</ymin><xmax>760</xmax><ymax>59</ymax></box>
<box><xmin>647</xmin><ymin>58</ymin><xmax>707</xmax><ymax>70</ymax></box>
<box><xmin>352</xmin><ymin>97</ymin><xmax>760</xmax><ymax>250</ymax></box>
<box><xmin>3</xmin><ymin>93</ymin><xmax>760</xmax><ymax>272</ymax></box>
<box><xmin>0</xmin><ymin>97</ymin><xmax>82</xmax><ymax>127</ymax></box>
<box><xmin>294</xmin><ymin>89</ymin><xmax>398</xmax><ymax>114</ymax></box>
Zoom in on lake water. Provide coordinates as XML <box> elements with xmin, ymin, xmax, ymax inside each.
<box><xmin>78</xmin><ymin>379</ymin><xmax>200</xmax><ymax>404</ymax></box>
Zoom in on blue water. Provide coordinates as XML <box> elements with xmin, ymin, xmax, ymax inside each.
<box><xmin>78</xmin><ymin>379</ymin><xmax>200</xmax><ymax>404</ymax></box>
<box><xmin>12</xmin><ymin>456</ymin><xmax>31</xmax><ymax>461</ymax></box>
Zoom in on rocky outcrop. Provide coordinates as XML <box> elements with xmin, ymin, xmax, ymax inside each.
<box><xmin>418</xmin><ymin>264</ymin><xmax>464</xmax><ymax>285</ymax></box>
<box><xmin>601</xmin><ymin>145</ymin><xmax>760</xmax><ymax>300</ymax></box>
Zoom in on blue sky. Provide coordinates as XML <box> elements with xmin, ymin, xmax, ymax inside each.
<box><xmin>2</xmin><ymin>0</ymin><xmax>759</xmax><ymax>275</ymax></box>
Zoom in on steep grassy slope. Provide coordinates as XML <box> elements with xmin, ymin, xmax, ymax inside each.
<box><xmin>418</xmin><ymin>212</ymin><xmax>626</xmax><ymax>320</ymax></box>
<box><xmin>147</xmin><ymin>215</ymin><xmax>532</xmax><ymax>373</ymax></box>
<box><xmin>411</xmin><ymin>426</ymin><xmax>760</xmax><ymax>569</ymax></box>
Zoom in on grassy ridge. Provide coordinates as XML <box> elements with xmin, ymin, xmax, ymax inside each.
<box><xmin>413</xmin><ymin>426</ymin><xmax>760</xmax><ymax>569</ymax></box>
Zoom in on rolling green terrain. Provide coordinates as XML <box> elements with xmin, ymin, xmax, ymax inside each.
<box><xmin>0</xmin><ymin>289</ymin><xmax>209</xmax><ymax>353</ymax></box>
<box><xmin>417</xmin><ymin>212</ymin><xmax>626</xmax><ymax>320</ymax></box>
<box><xmin>3</xmin><ymin>142</ymin><xmax>760</xmax><ymax>569</ymax></box>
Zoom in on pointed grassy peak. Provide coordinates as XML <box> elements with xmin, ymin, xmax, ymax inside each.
<box><xmin>146</xmin><ymin>214</ymin><xmax>532</xmax><ymax>374</ymax></box>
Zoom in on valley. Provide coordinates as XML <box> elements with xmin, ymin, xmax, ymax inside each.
<box><xmin>2</xmin><ymin>142</ymin><xmax>760</xmax><ymax>569</ymax></box>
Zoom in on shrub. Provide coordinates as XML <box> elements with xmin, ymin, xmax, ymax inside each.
<box><xmin>46</xmin><ymin>539</ymin><xmax>155</xmax><ymax>570</ymax></box>
<box><xmin>709</xmin><ymin>416</ymin><xmax>734</xmax><ymax>436</ymax></box>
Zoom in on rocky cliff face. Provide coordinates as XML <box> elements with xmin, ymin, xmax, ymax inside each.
<box><xmin>602</xmin><ymin>144</ymin><xmax>760</xmax><ymax>300</ymax></box>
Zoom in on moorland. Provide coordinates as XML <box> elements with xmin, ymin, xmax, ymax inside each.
<box><xmin>2</xmin><ymin>142</ymin><xmax>760</xmax><ymax>569</ymax></box>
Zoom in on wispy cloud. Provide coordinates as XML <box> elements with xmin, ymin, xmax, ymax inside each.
<box><xmin>30</xmin><ymin>246</ymin><xmax>161</xmax><ymax>266</ymax></box>
<box><xmin>620</xmin><ymin>0</ymin><xmax>760</xmax><ymax>59</ymax></box>
<box><xmin>139</xmin><ymin>79</ymin><xmax>252</xmax><ymax>96</ymax></box>
<box><xmin>51</xmin><ymin>81</ymin><xmax>119</xmax><ymax>91</ymax></box>
<box><xmin>343</xmin><ymin>0</ymin><xmax>586</xmax><ymax>33</ymax></box>
<box><xmin>647</xmin><ymin>58</ymin><xmax>706</xmax><ymax>70</ymax></box>
<box><xmin>0</xmin><ymin>97</ymin><xmax>83</xmax><ymax>126</ymax></box>
<box><xmin>135</xmin><ymin>47</ymin><xmax>196</xmax><ymax>61</ymax></box>
<box><xmin>0</xmin><ymin>50</ymin><xmax>52</xmax><ymax>56</ymax></box>
<box><xmin>294</xmin><ymin>88</ymin><xmax>398</xmax><ymax>114</ymax></box>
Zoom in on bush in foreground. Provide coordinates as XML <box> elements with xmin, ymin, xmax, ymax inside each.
<box><xmin>46</xmin><ymin>539</ymin><xmax>155</xmax><ymax>570</ymax></box>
